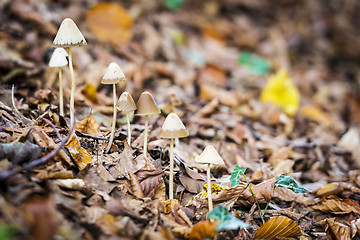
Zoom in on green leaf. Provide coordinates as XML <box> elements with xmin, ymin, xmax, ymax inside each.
<box><xmin>163</xmin><ymin>0</ymin><xmax>184</xmax><ymax>9</ymax></box>
<box><xmin>230</xmin><ymin>165</ymin><xmax>247</xmax><ymax>186</ymax></box>
<box><xmin>0</xmin><ymin>224</ymin><xmax>17</xmax><ymax>240</ymax></box>
<box><xmin>275</xmin><ymin>176</ymin><xmax>308</xmax><ymax>193</ymax></box>
<box><xmin>208</xmin><ymin>205</ymin><xmax>251</xmax><ymax>231</ymax></box>
<box><xmin>238</xmin><ymin>51</ymin><xmax>270</xmax><ymax>76</ymax></box>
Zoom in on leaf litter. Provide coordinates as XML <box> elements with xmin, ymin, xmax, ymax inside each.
<box><xmin>1</xmin><ymin>0</ymin><xmax>360</xmax><ymax>239</ymax></box>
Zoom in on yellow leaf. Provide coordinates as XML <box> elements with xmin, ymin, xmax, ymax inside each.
<box><xmin>190</xmin><ymin>220</ymin><xmax>219</xmax><ymax>240</ymax></box>
<box><xmin>260</xmin><ymin>69</ymin><xmax>300</xmax><ymax>116</ymax></box>
<box><xmin>300</xmin><ymin>105</ymin><xmax>331</xmax><ymax>125</ymax></box>
<box><xmin>254</xmin><ymin>216</ymin><xmax>302</xmax><ymax>239</ymax></box>
<box><xmin>65</xmin><ymin>134</ymin><xmax>92</xmax><ymax>170</ymax></box>
<box><xmin>85</xmin><ymin>3</ymin><xmax>133</xmax><ymax>46</ymax></box>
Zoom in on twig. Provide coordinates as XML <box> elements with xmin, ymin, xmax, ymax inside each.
<box><xmin>0</xmin><ymin>117</ymin><xmax>74</xmax><ymax>180</ymax></box>
<box><xmin>75</xmin><ymin>130</ymin><xmax>107</xmax><ymax>141</ymax></box>
<box><xmin>43</xmin><ymin>119</ymin><xmax>63</xmax><ymax>141</ymax></box>
<box><xmin>11</xmin><ymin>85</ymin><xmax>32</xmax><ymax>123</ymax></box>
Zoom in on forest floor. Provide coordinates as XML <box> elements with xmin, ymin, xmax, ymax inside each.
<box><xmin>1</xmin><ymin>0</ymin><xmax>360</xmax><ymax>239</ymax></box>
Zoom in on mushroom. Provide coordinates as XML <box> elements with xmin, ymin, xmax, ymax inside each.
<box><xmin>136</xmin><ymin>91</ymin><xmax>160</xmax><ymax>160</ymax></box>
<box><xmin>159</xmin><ymin>113</ymin><xmax>189</xmax><ymax>200</ymax></box>
<box><xmin>102</xmin><ymin>62</ymin><xmax>127</xmax><ymax>153</ymax></box>
<box><xmin>48</xmin><ymin>48</ymin><xmax>68</xmax><ymax>116</ymax></box>
<box><xmin>53</xmin><ymin>18</ymin><xmax>86</xmax><ymax>126</ymax></box>
<box><xmin>195</xmin><ymin>145</ymin><xmax>225</xmax><ymax>211</ymax></box>
<box><xmin>117</xmin><ymin>92</ymin><xmax>137</xmax><ymax>146</ymax></box>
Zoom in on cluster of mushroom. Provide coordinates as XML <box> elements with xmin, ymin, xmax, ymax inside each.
<box><xmin>49</xmin><ymin>18</ymin><xmax>225</xmax><ymax>209</ymax></box>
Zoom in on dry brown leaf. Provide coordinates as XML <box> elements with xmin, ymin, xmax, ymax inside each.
<box><xmin>179</xmin><ymin>175</ymin><xmax>203</xmax><ymax>193</ymax></box>
<box><xmin>189</xmin><ymin>220</ymin><xmax>219</xmax><ymax>240</ymax></box>
<box><xmin>312</xmin><ymin>195</ymin><xmax>360</xmax><ymax>214</ymax></box>
<box><xmin>65</xmin><ymin>134</ymin><xmax>92</xmax><ymax>170</ymax></box>
<box><xmin>136</xmin><ymin>169</ymin><xmax>164</xmax><ymax>198</ymax></box>
<box><xmin>114</xmin><ymin>142</ymin><xmax>146</xmax><ymax>179</ymax></box>
<box><xmin>55</xmin><ymin>179</ymin><xmax>85</xmax><ymax>190</ymax></box>
<box><xmin>75</xmin><ymin>113</ymin><xmax>101</xmax><ymax>136</ymax></box>
<box><xmin>300</xmin><ymin>105</ymin><xmax>332</xmax><ymax>126</ymax></box>
<box><xmin>318</xmin><ymin>218</ymin><xmax>351</xmax><ymax>240</ymax></box>
<box><xmin>317</xmin><ymin>183</ymin><xmax>344</xmax><ymax>197</ymax></box>
<box><xmin>253</xmin><ymin>216</ymin><xmax>302</xmax><ymax>239</ymax></box>
<box><xmin>86</xmin><ymin>2</ymin><xmax>133</xmax><ymax>46</ymax></box>
<box><xmin>267</xmin><ymin>146</ymin><xmax>292</xmax><ymax>166</ymax></box>
<box><xmin>129</xmin><ymin>172</ymin><xmax>144</xmax><ymax>198</ymax></box>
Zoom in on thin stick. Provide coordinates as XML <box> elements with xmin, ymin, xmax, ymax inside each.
<box><xmin>126</xmin><ymin>111</ymin><xmax>131</xmax><ymax>146</ymax></box>
<box><xmin>11</xmin><ymin>85</ymin><xmax>32</xmax><ymax>123</ymax></box>
<box><xmin>59</xmin><ymin>68</ymin><xmax>64</xmax><ymax>116</ymax></box>
<box><xmin>169</xmin><ymin>138</ymin><xmax>174</xmax><ymax>200</ymax></box>
<box><xmin>144</xmin><ymin>115</ymin><xmax>148</xmax><ymax>160</ymax></box>
<box><xmin>106</xmin><ymin>84</ymin><xmax>117</xmax><ymax>153</ymax></box>
<box><xmin>68</xmin><ymin>47</ymin><xmax>75</xmax><ymax>128</ymax></box>
<box><xmin>207</xmin><ymin>163</ymin><xmax>213</xmax><ymax>211</ymax></box>
<box><xmin>242</xmin><ymin>174</ymin><xmax>264</xmax><ymax>223</ymax></box>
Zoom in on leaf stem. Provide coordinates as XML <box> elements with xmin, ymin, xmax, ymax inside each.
<box><xmin>242</xmin><ymin>174</ymin><xmax>265</xmax><ymax>223</ymax></box>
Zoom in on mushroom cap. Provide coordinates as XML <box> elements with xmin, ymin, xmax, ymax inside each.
<box><xmin>101</xmin><ymin>62</ymin><xmax>126</xmax><ymax>84</ymax></box>
<box><xmin>159</xmin><ymin>113</ymin><xmax>189</xmax><ymax>139</ymax></box>
<box><xmin>53</xmin><ymin>18</ymin><xmax>87</xmax><ymax>48</ymax></box>
<box><xmin>49</xmin><ymin>48</ymin><xmax>68</xmax><ymax>68</ymax></box>
<box><xmin>117</xmin><ymin>92</ymin><xmax>137</xmax><ymax>111</ymax></box>
<box><xmin>135</xmin><ymin>91</ymin><xmax>161</xmax><ymax>116</ymax></box>
<box><xmin>195</xmin><ymin>145</ymin><xmax>225</xmax><ymax>165</ymax></box>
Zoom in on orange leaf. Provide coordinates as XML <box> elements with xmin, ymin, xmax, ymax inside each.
<box><xmin>75</xmin><ymin>113</ymin><xmax>100</xmax><ymax>136</ymax></box>
<box><xmin>317</xmin><ymin>218</ymin><xmax>351</xmax><ymax>240</ymax></box>
<box><xmin>312</xmin><ymin>195</ymin><xmax>360</xmax><ymax>214</ymax></box>
<box><xmin>85</xmin><ymin>3</ymin><xmax>133</xmax><ymax>46</ymax></box>
<box><xmin>300</xmin><ymin>105</ymin><xmax>331</xmax><ymax>126</ymax></box>
<box><xmin>189</xmin><ymin>220</ymin><xmax>219</xmax><ymax>240</ymax></box>
<box><xmin>253</xmin><ymin>216</ymin><xmax>302</xmax><ymax>239</ymax></box>
<box><xmin>65</xmin><ymin>134</ymin><xmax>92</xmax><ymax>170</ymax></box>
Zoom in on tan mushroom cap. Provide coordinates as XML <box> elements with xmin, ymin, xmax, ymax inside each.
<box><xmin>101</xmin><ymin>62</ymin><xmax>126</xmax><ymax>84</ymax></box>
<box><xmin>159</xmin><ymin>113</ymin><xmax>189</xmax><ymax>139</ymax></box>
<box><xmin>195</xmin><ymin>145</ymin><xmax>225</xmax><ymax>165</ymax></box>
<box><xmin>49</xmin><ymin>48</ymin><xmax>68</xmax><ymax>68</ymax></box>
<box><xmin>53</xmin><ymin>18</ymin><xmax>87</xmax><ymax>48</ymax></box>
<box><xmin>135</xmin><ymin>91</ymin><xmax>161</xmax><ymax>116</ymax></box>
<box><xmin>117</xmin><ymin>92</ymin><xmax>137</xmax><ymax>112</ymax></box>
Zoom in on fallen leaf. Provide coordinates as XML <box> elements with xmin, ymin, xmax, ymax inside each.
<box><xmin>260</xmin><ymin>69</ymin><xmax>300</xmax><ymax>116</ymax></box>
<box><xmin>317</xmin><ymin>183</ymin><xmax>343</xmax><ymax>197</ymax></box>
<box><xmin>128</xmin><ymin>172</ymin><xmax>144</xmax><ymax>198</ymax></box>
<box><xmin>65</xmin><ymin>134</ymin><xmax>92</xmax><ymax>170</ymax></box>
<box><xmin>317</xmin><ymin>218</ymin><xmax>351</xmax><ymax>240</ymax></box>
<box><xmin>114</xmin><ymin>142</ymin><xmax>146</xmax><ymax>179</ymax></box>
<box><xmin>86</xmin><ymin>3</ymin><xmax>133</xmax><ymax>46</ymax></box>
<box><xmin>136</xmin><ymin>169</ymin><xmax>164</xmax><ymax>198</ymax></box>
<box><xmin>312</xmin><ymin>195</ymin><xmax>360</xmax><ymax>214</ymax></box>
<box><xmin>0</xmin><ymin>141</ymin><xmax>42</xmax><ymax>164</ymax></box>
<box><xmin>253</xmin><ymin>216</ymin><xmax>302</xmax><ymax>239</ymax></box>
<box><xmin>189</xmin><ymin>220</ymin><xmax>219</xmax><ymax>240</ymax></box>
<box><xmin>75</xmin><ymin>113</ymin><xmax>100</xmax><ymax>136</ymax></box>
<box><xmin>300</xmin><ymin>105</ymin><xmax>332</xmax><ymax>126</ymax></box>
<box><xmin>55</xmin><ymin>179</ymin><xmax>85</xmax><ymax>190</ymax></box>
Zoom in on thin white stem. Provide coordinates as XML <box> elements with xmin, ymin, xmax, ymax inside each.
<box><xmin>169</xmin><ymin>138</ymin><xmax>174</xmax><ymax>200</ymax></box>
<box><xmin>59</xmin><ymin>68</ymin><xmax>64</xmax><ymax>116</ymax></box>
<box><xmin>126</xmin><ymin>111</ymin><xmax>131</xmax><ymax>146</ymax></box>
<box><xmin>207</xmin><ymin>164</ymin><xmax>213</xmax><ymax>211</ymax></box>
<box><xmin>68</xmin><ymin>47</ymin><xmax>75</xmax><ymax>127</ymax></box>
<box><xmin>106</xmin><ymin>84</ymin><xmax>117</xmax><ymax>153</ymax></box>
<box><xmin>144</xmin><ymin>115</ymin><xmax>148</xmax><ymax>160</ymax></box>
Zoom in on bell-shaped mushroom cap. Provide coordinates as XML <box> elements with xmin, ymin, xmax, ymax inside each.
<box><xmin>136</xmin><ymin>91</ymin><xmax>161</xmax><ymax>116</ymax></box>
<box><xmin>101</xmin><ymin>62</ymin><xmax>126</xmax><ymax>84</ymax></box>
<box><xmin>159</xmin><ymin>113</ymin><xmax>189</xmax><ymax>139</ymax></box>
<box><xmin>117</xmin><ymin>92</ymin><xmax>137</xmax><ymax>112</ymax></box>
<box><xmin>49</xmin><ymin>48</ymin><xmax>68</xmax><ymax>68</ymax></box>
<box><xmin>53</xmin><ymin>18</ymin><xmax>87</xmax><ymax>48</ymax></box>
<box><xmin>195</xmin><ymin>145</ymin><xmax>225</xmax><ymax>165</ymax></box>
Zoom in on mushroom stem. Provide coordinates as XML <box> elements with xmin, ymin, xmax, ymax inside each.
<box><xmin>207</xmin><ymin>163</ymin><xmax>213</xmax><ymax>211</ymax></box>
<box><xmin>68</xmin><ymin>47</ymin><xmax>75</xmax><ymax>127</ymax></box>
<box><xmin>144</xmin><ymin>115</ymin><xmax>148</xmax><ymax>160</ymax></box>
<box><xmin>125</xmin><ymin>111</ymin><xmax>131</xmax><ymax>146</ymax></box>
<box><xmin>59</xmin><ymin>68</ymin><xmax>64</xmax><ymax>116</ymax></box>
<box><xmin>169</xmin><ymin>137</ymin><xmax>174</xmax><ymax>200</ymax></box>
<box><xmin>106</xmin><ymin>84</ymin><xmax>117</xmax><ymax>153</ymax></box>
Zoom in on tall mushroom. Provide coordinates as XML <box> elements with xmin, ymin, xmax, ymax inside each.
<box><xmin>136</xmin><ymin>91</ymin><xmax>160</xmax><ymax>160</ymax></box>
<box><xmin>48</xmin><ymin>48</ymin><xmax>68</xmax><ymax>116</ymax></box>
<box><xmin>117</xmin><ymin>92</ymin><xmax>137</xmax><ymax>146</ymax></box>
<box><xmin>195</xmin><ymin>145</ymin><xmax>225</xmax><ymax>211</ymax></box>
<box><xmin>53</xmin><ymin>18</ymin><xmax>86</xmax><ymax>126</ymax></box>
<box><xmin>102</xmin><ymin>62</ymin><xmax>127</xmax><ymax>153</ymax></box>
<box><xmin>159</xmin><ymin>113</ymin><xmax>189</xmax><ymax>200</ymax></box>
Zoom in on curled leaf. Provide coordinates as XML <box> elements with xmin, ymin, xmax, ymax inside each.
<box><xmin>75</xmin><ymin>113</ymin><xmax>100</xmax><ymax>136</ymax></box>
<box><xmin>189</xmin><ymin>220</ymin><xmax>219</xmax><ymax>240</ymax></box>
<box><xmin>254</xmin><ymin>216</ymin><xmax>302</xmax><ymax>239</ymax></box>
<box><xmin>312</xmin><ymin>195</ymin><xmax>360</xmax><ymax>214</ymax></box>
<box><xmin>65</xmin><ymin>134</ymin><xmax>92</xmax><ymax>170</ymax></box>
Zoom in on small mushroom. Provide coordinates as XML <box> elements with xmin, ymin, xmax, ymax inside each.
<box><xmin>159</xmin><ymin>113</ymin><xmax>189</xmax><ymax>200</ymax></box>
<box><xmin>53</xmin><ymin>18</ymin><xmax>86</xmax><ymax>126</ymax></box>
<box><xmin>117</xmin><ymin>92</ymin><xmax>137</xmax><ymax>146</ymax></box>
<box><xmin>48</xmin><ymin>48</ymin><xmax>68</xmax><ymax>116</ymax></box>
<box><xmin>136</xmin><ymin>91</ymin><xmax>160</xmax><ymax>160</ymax></box>
<box><xmin>102</xmin><ymin>62</ymin><xmax>126</xmax><ymax>153</ymax></box>
<box><xmin>195</xmin><ymin>145</ymin><xmax>225</xmax><ymax>211</ymax></box>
